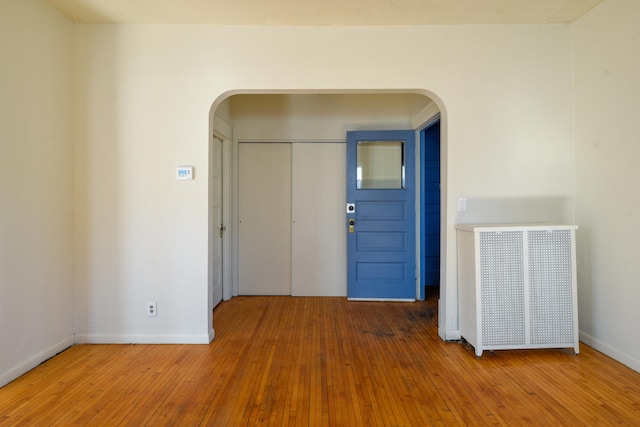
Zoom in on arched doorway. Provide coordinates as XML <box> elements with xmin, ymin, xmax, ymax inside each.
<box><xmin>208</xmin><ymin>90</ymin><xmax>450</xmax><ymax>340</ymax></box>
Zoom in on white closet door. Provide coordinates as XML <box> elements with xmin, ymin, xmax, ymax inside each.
<box><xmin>238</xmin><ymin>143</ymin><xmax>292</xmax><ymax>295</ymax></box>
<box><xmin>210</xmin><ymin>136</ymin><xmax>223</xmax><ymax>308</ymax></box>
<box><xmin>291</xmin><ymin>143</ymin><xmax>347</xmax><ymax>296</ymax></box>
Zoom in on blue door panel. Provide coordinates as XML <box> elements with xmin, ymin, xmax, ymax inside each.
<box><xmin>357</xmin><ymin>201</ymin><xmax>406</xmax><ymax>221</ymax></box>
<box><xmin>424</xmin><ymin>267</ymin><xmax>439</xmax><ymax>286</ymax></box>
<box><xmin>350</xmin><ymin>281</ymin><xmax>410</xmax><ymax>298</ymax></box>
<box><xmin>347</xmin><ymin>130</ymin><xmax>416</xmax><ymax>300</ymax></box>
<box><xmin>423</xmin><ymin>256</ymin><xmax>439</xmax><ymax>269</ymax></box>
<box><xmin>423</xmin><ymin>190</ymin><xmax>440</xmax><ymax>205</ymax></box>
<box><xmin>423</xmin><ymin>235</ymin><xmax>439</xmax><ymax>255</ymax></box>
<box><xmin>356</xmin><ymin>262</ymin><xmax>406</xmax><ymax>280</ymax></box>
<box><xmin>423</xmin><ymin>161</ymin><xmax>440</xmax><ymax>181</ymax></box>
<box><xmin>420</xmin><ymin>121</ymin><xmax>441</xmax><ymax>295</ymax></box>
<box><xmin>423</xmin><ymin>211</ymin><xmax>439</xmax><ymax>225</ymax></box>
<box><xmin>357</xmin><ymin>232</ymin><xmax>406</xmax><ymax>251</ymax></box>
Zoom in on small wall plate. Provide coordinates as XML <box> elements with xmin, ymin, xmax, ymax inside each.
<box><xmin>176</xmin><ymin>166</ymin><xmax>193</xmax><ymax>181</ymax></box>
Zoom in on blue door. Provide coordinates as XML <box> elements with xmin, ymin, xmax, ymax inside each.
<box><xmin>346</xmin><ymin>130</ymin><xmax>416</xmax><ymax>300</ymax></box>
<box><xmin>420</xmin><ymin>121</ymin><xmax>441</xmax><ymax>299</ymax></box>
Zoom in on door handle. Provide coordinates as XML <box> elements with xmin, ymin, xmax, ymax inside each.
<box><xmin>348</xmin><ymin>219</ymin><xmax>355</xmax><ymax>233</ymax></box>
<box><xmin>219</xmin><ymin>224</ymin><xmax>226</xmax><ymax>239</ymax></box>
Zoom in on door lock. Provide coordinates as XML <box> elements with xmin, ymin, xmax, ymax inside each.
<box><xmin>348</xmin><ymin>219</ymin><xmax>355</xmax><ymax>233</ymax></box>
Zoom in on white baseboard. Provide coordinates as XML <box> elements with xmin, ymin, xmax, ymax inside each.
<box><xmin>1</xmin><ymin>331</ymin><xmax>217</xmax><ymax>388</ymax></box>
<box><xmin>347</xmin><ymin>298</ymin><xmax>415</xmax><ymax>302</ymax></box>
<box><xmin>580</xmin><ymin>331</ymin><xmax>640</xmax><ymax>373</ymax></box>
<box><xmin>0</xmin><ymin>336</ymin><xmax>74</xmax><ymax>388</ymax></box>
<box><xmin>74</xmin><ymin>334</ymin><xmax>212</xmax><ymax>345</ymax></box>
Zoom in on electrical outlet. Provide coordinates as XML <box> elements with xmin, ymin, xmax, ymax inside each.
<box><xmin>147</xmin><ymin>301</ymin><xmax>157</xmax><ymax>317</ymax></box>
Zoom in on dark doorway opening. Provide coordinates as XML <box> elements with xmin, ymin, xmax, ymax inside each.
<box><xmin>420</xmin><ymin>120</ymin><xmax>441</xmax><ymax>299</ymax></box>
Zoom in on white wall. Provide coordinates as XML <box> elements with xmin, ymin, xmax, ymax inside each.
<box><xmin>0</xmin><ymin>0</ymin><xmax>74</xmax><ymax>386</ymax></box>
<box><xmin>230</xmin><ymin>93</ymin><xmax>431</xmax><ymax>141</ymax></box>
<box><xmin>72</xmin><ymin>26</ymin><xmax>212</xmax><ymax>343</ymax></box>
<box><xmin>574</xmin><ymin>0</ymin><xmax>640</xmax><ymax>371</ymax></box>
<box><xmin>72</xmin><ymin>23</ymin><xmax>574</xmax><ymax>343</ymax></box>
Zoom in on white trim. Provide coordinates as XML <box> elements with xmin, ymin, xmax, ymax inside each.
<box><xmin>415</xmin><ymin>129</ymin><xmax>422</xmax><ymax>300</ymax></box>
<box><xmin>213</xmin><ymin>116</ymin><xmax>233</xmax><ymax>141</ymax></box>
<box><xmin>411</xmin><ymin>101</ymin><xmax>441</xmax><ymax>130</ymax></box>
<box><xmin>236</xmin><ymin>138</ymin><xmax>344</xmax><ymax>143</ymax></box>
<box><xmin>580</xmin><ymin>331</ymin><xmax>640</xmax><ymax>373</ymax></box>
<box><xmin>347</xmin><ymin>298</ymin><xmax>415</xmax><ymax>302</ymax></box>
<box><xmin>415</xmin><ymin>113</ymin><xmax>446</xmax><ymax>336</ymax></box>
<box><xmin>73</xmin><ymin>334</ymin><xmax>212</xmax><ymax>345</ymax></box>
<box><xmin>231</xmin><ymin>136</ymin><xmax>240</xmax><ymax>297</ymax></box>
<box><xmin>221</xmin><ymin>138</ymin><xmax>232</xmax><ymax>301</ymax></box>
<box><xmin>0</xmin><ymin>336</ymin><xmax>74</xmax><ymax>388</ymax></box>
<box><xmin>213</xmin><ymin>116</ymin><xmax>233</xmax><ymax>305</ymax></box>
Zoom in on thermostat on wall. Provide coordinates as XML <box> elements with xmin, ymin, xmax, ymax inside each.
<box><xmin>176</xmin><ymin>166</ymin><xmax>194</xmax><ymax>181</ymax></box>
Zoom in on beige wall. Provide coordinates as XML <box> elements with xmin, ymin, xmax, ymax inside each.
<box><xmin>574</xmin><ymin>0</ymin><xmax>640</xmax><ymax>371</ymax></box>
<box><xmin>72</xmin><ymin>23</ymin><xmax>574</xmax><ymax>344</ymax></box>
<box><xmin>0</xmin><ymin>0</ymin><xmax>74</xmax><ymax>386</ymax></box>
<box><xmin>229</xmin><ymin>93</ymin><xmax>431</xmax><ymax>141</ymax></box>
<box><xmin>9</xmin><ymin>1</ymin><xmax>617</xmax><ymax>386</ymax></box>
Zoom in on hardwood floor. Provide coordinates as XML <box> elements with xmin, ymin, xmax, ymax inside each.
<box><xmin>2</xmin><ymin>292</ymin><xmax>640</xmax><ymax>426</ymax></box>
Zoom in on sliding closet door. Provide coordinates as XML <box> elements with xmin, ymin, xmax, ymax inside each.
<box><xmin>291</xmin><ymin>143</ymin><xmax>347</xmax><ymax>296</ymax></box>
<box><xmin>238</xmin><ymin>143</ymin><xmax>292</xmax><ymax>295</ymax></box>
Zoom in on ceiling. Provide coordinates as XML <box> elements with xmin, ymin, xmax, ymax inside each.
<box><xmin>44</xmin><ymin>0</ymin><xmax>603</xmax><ymax>26</ymax></box>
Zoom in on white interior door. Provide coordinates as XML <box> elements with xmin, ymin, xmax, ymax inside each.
<box><xmin>291</xmin><ymin>143</ymin><xmax>346</xmax><ymax>296</ymax></box>
<box><xmin>209</xmin><ymin>136</ymin><xmax>223</xmax><ymax>309</ymax></box>
<box><xmin>238</xmin><ymin>143</ymin><xmax>292</xmax><ymax>295</ymax></box>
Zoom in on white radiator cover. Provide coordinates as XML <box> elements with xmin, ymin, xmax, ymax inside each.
<box><xmin>456</xmin><ymin>224</ymin><xmax>579</xmax><ymax>357</ymax></box>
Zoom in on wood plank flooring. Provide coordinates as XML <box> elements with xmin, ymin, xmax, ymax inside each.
<box><xmin>2</xmin><ymin>292</ymin><xmax>640</xmax><ymax>425</ymax></box>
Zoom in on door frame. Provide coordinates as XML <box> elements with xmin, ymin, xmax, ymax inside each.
<box><xmin>416</xmin><ymin>115</ymin><xmax>441</xmax><ymax>301</ymax></box>
<box><xmin>207</xmin><ymin>116</ymin><xmax>232</xmax><ymax>341</ymax></box>
<box><xmin>210</xmin><ymin>135</ymin><xmax>224</xmax><ymax>308</ymax></box>
<box><xmin>211</xmin><ymin>90</ymin><xmax>456</xmax><ymax>343</ymax></box>
<box><xmin>213</xmin><ymin>120</ymin><xmax>232</xmax><ymax>301</ymax></box>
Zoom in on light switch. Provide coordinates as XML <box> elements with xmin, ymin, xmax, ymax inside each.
<box><xmin>457</xmin><ymin>197</ymin><xmax>468</xmax><ymax>212</ymax></box>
